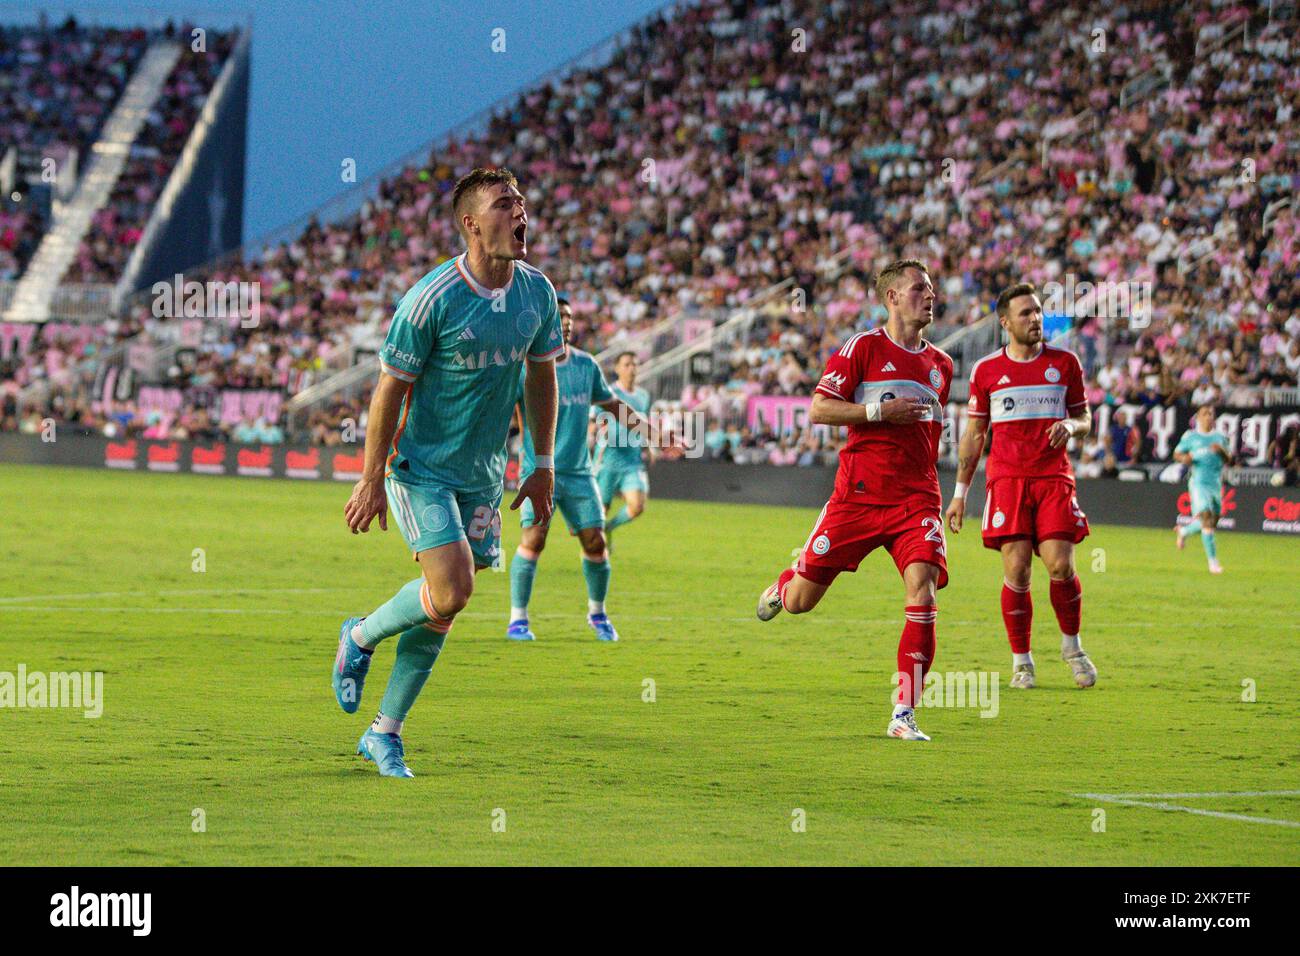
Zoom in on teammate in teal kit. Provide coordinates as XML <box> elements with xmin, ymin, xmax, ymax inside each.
<box><xmin>595</xmin><ymin>350</ymin><xmax>653</xmax><ymax>542</ymax></box>
<box><xmin>334</xmin><ymin>168</ymin><xmax>563</xmax><ymax>777</ymax></box>
<box><xmin>1173</xmin><ymin>404</ymin><xmax>1233</xmax><ymax>574</ymax></box>
<box><xmin>506</xmin><ymin>300</ymin><xmax>648</xmax><ymax>643</ymax></box>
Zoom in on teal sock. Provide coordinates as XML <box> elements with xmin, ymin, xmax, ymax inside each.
<box><xmin>361</xmin><ymin>578</ymin><xmax>427</xmax><ymax>646</ymax></box>
<box><xmin>1179</xmin><ymin>518</ymin><xmax>1202</xmax><ymax>538</ymax></box>
<box><xmin>1201</xmin><ymin>529</ymin><xmax>1217</xmax><ymax>561</ymax></box>
<box><xmin>377</xmin><ymin>625</ymin><xmax>446</xmax><ymax>721</ymax></box>
<box><xmin>510</xmin><ymin>552</ymin><xmax>538</xmax><ymax>613</ymax></box>
<box><xmin>582</xmin><ymin>555</ymin><xmax>611</xmax><ymax>604</ymax></box>
<box><xmin>606</xmin><ymin>506</ymin><xmax>634</xmax><ymax>532</ymax></box>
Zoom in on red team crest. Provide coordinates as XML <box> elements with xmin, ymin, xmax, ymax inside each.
<box><xmin>966</xmin><ymin>345</ymin><xmax>1091</xmax><ymax>550</ymax></box>
<box><xmin>797</xmin><ymin>327</ymin><xmax>954</xmax><ymax>587</ymax></box>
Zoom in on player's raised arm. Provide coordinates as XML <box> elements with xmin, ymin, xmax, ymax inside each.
<box><xmin>512</xmin><ymin>357</ymin><xmax>557</xmax><ymax>523</ymax></box>
<box><xmin>343</xmin><ymin>371</ymin><xmax>408</xmax><ymax>534</ymax></box>
<box><xmin>946</xmin><ymin>414</ymin><xmax>989</xmax><ymax>534</ymax></box>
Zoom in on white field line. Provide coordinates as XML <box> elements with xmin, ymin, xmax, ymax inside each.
<box><xmin>0</xmin><ymin>606</ymin><xmax>935</xmax><ymax>629</ymax></box>
<box><xmin>1074</xmin><ymin>791</ymin><xmax>1300</xmax><ymax>829</ymax></box>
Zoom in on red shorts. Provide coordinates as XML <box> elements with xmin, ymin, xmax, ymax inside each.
<box><xmin>981</xmin><ymin>476</ymin><xmax>1090</xmax><ymax>552</ymax></box>
<box><xmin>796</xmin><ymin>497</ymin><xmax>949</xmax><ymax>589</ymax></box>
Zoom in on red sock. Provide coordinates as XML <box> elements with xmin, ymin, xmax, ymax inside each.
<box><xmin>776</xmin><ymin>568</ymin><xmax>795</xmax><ymax>610</ymax></box>
<box><xmin>1049</xmin><ymin>574</ymin><xmax>1082</xmax><ymax>637</ymax></box>
<box><xmin>896</xmin><ymin>605</ymin><xmax>937</xmax><ymax>707</ymax></box>
<box><xmin>1000</xmin><ymin>580</ymin><xmax>1033</xmax><ymax>654</ymax></box>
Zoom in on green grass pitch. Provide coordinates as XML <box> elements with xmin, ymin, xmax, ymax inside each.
<box><xmin>0</xmin><ymin>462</ymin><xmax>1296</xmax><ymax>865</ymax></box>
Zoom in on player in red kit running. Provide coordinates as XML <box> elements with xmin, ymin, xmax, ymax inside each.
<box><xmin>945</xmin><ymin>282</ymin><xmax>1098</xmax><ymax>690</ymax></box>
<box><xmin>756</xmin><ymin>259</ymin><xmax>953</xmax><ymax>742</ymax></box>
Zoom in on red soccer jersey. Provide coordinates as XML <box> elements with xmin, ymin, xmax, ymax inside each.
<box><xmin>966</xmin><ymin>345</ymin><xmax>1088</xmax><ymax>484</ymax></box>
<box><xmin>814</xmin><ymin>327</ymin><xmax>953</xmax><ymax>508</ymax></box>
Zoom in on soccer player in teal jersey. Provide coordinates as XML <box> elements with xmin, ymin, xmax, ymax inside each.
<box><xmin>1173</xmin><ymin>404</ymin><xmax>1233</xmax><ymax>574</ymax></box>
<box><xmin>506</xmin><ymin>299</ymin><xmax>647</xmax><ymax>643</ymax></box>
<box><xmin>335</xmin><ymin>167</ymin><xmax>563</xmax><ymax>777</ymax></box>
<box><xmin>595</xmin><ymin>350</ymin><xmax>653</xmax><ymax>542</ymax></box>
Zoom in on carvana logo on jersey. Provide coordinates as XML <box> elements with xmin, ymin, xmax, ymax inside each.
<box><xmin>1044</xmin><ymin>366</ymin><xmax>1061</xmax><ymax>383</ymax></box>
<box><xmin>1002</xmin><ymin>396</ymin><xmax>1015</xmax><ymax>411</ymax></box>
<box><xmin>516</xmin><ymin>309</ymin><xmax>540</xmax><ymax>338</ymax></box>
<box><xmin>421</xmin><ymin>504</ymin><xmax>450</xmax><ymax>533</ymax></box>
<box><xmin>812</xmin><ymin>534</ymin><xmax>831</xmax><ymax>555</ymax></box>
<box><xmin>929</xmin><ymin>368</ymin><xmax>943</xmax><ymax>390</ymax></box>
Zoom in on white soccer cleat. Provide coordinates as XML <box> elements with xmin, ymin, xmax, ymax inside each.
<box><xmin>1063</xmin><ymin>652</ymin><xmax>1097</xmax><ymax>689</ymax></box>
<box><xmin>887</xmin><ymin>710</ymin><xmax>931</xmax><ymax>741</ymax></box>
<box><xmin>1208</xmin><ymin>559</ymin><xmax>1224</xmax><ymax>574</ymax></box>
<box><xmin>1009</xmin><ymin>663</ymin><xmax>1036</xmax><ymax>689</ymax></box>
<box><xmin>756</xmin><ymin>581</ymin><xmax>783</xmax><ymax>621</ymax></box>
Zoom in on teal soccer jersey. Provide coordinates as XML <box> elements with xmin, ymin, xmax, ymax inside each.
<box><xmin>596</xmin><ymin>383</ymin><xmax>651</xmax><ymax>471</ymax></box>
<box><xmin>1176</xmin><ymin>427</ymin><xmax>1228</xmax><ymax>516</ymax></box>
<box><xmin>379</xmin><ymin>254</ymin><xmax>564</xmax><ymax>490</ymax></box>
<box><xmin>516</xmin><ymin>346</ymin><xmax>614</xmax><ymax>477</ymax></box>
<box><xmin>1175</xmin><ymin>428</ymin><xmax>1228</xmax><ymax>491</ymax></box>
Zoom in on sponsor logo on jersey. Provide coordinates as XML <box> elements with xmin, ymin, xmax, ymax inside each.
<box><xmin>1045</xmin><ymin>366</ymin><xmax>1061</xmax><ymax>383</ymax></box>
<box><xmin>421</xmin><ymin>504</ymin><xmax>450</xmax><ymax>533</ymax></box>
<box><xmin>997</xmin><ymin>375</ymin><xmax>1011</xmax><ymax>385</ymax></box>
<box><xmin>881</xmin><ymin>362</ymin><xmax>897</xmax><ymax>372</ymax></box>
<box><xmin>452</xmin><ymin>345</ymin><xmax>528</xmax><ymax>369</ymax></box>
<box><xmin>457</xmin><ymin>327</ymin><xmax>476</xmax><ymax>341</ymax></box>
<box><xmin>812</xmin><ymin>534</ymin><xmax>831</xmax><ymax>555</ymax></box>
<box><xmin>989</xmin><ymin>385</ymin><xmax>1067</xmax><ymax>422</ymax></box>
<box><xmin>929</xmin><ymin>368</ymin><xmax>943</xmax><ymax>389</ymax></box>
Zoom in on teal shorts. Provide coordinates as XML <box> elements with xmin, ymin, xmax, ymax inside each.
<box><xmin>1189</xmin><ymin>483</ymin><xmax>1222</xmax><ymax>518</ymax></box>
<box><xmin>596</xmin><ymin>461</ymin><xmax>649</xmax><ymax>507</ymax></box>
<box><xmin>520</xmin><ymin>471</ymin><xmax>605</xmax><ymax>532</ymax></box>
<box><xmin>385</xmin><ymin>476</ymin><xmax>503</xmax><ymax>568</ymax></box>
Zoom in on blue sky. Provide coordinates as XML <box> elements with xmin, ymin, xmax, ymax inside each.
<box><xmin>5</xmin><ymin>0</ymin><xmax>675</xmax><ymax>242</ymax></box>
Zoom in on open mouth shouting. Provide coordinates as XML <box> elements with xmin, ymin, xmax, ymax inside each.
<box><xmin>513</xmin><ymin>221</ymin><xmax>528</xmax><ymax>249</ymax></box>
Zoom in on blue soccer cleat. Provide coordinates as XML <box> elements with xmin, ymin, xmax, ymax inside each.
<box><xmin>356</xmin><ymin>729</ymin><xmax>414</xmax><ymax>778</ymax></box>
<box><xmin>332</xmin><ymin>616</ymin><xmax>371</xmax><ymax>714</ymax></box>
<box><xmin>506</xmin><ymin>618</ymin><xmax>536</xmax><ymax>641</ymax></box>
<box><xmin>587</xmin><ymin>612</ymin><xmax>619</xmax><ymax>642</ymax></box>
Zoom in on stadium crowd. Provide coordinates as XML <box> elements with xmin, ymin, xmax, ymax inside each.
<box><xmin>0</xmin><ymin>17</ymin><xmax>151</xmax><ymax>279</ymax></box>
<box><xmin>2</xmin><ymin>0</ymin><xmax>1297</xmax><ymax>473</ymax></box>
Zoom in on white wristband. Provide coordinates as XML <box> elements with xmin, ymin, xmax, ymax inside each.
<box><xmin>533</xmin><ymin>455</ymin><xmax>554</xmax><ymax>470</ymax></box>
<box><xmin>953</xmin><ymin>481</ymin><xmax>969</xmax><ymax>500</ymax></box>
<box><xmin>864</xmin><ymin>402</ymin><xmax>882</xmax><ymax>423</ymax></box>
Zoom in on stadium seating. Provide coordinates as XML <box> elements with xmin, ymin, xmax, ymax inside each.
<box><xmin>1</xmin><ymin>0</ymin><xmax>1296</xmax><ymax>481</ymax></box>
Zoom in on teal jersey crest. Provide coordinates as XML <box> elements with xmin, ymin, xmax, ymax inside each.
<box><xmin>379</xmin><ymin>255</ymin><xmax>564</xmax><ymax>489</ymax></box>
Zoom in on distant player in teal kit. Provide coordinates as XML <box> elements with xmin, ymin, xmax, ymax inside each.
<box><xmin>334</xmin><ymin>168</ymin><xmax>563</xmax><ymax>777</ymax></box>
<box><xmin>595</xmin><ymin>350</ymin><xmax>653</xmax><ymax>542</ymax></box>
<box><xmin>1173</xmin><ymin>404</ymin><xmax>1233</xmax><ymax>574</ymax></box>
<box><xmin>506</xmin><ymin>299</ymin><xmax>648</xmax><ymax>643</ymax></box>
